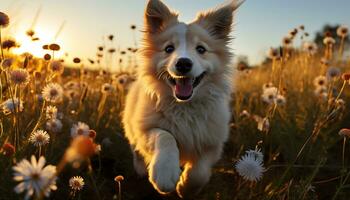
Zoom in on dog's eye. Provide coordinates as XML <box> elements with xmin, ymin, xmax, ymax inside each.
<box><xmin>196</xmin><ymin>45</ymin><xmax>207</xmax><ymax>54</ymax></box>
<box><xmin>164</xmin><ymin>45</ymin><xmax>175</xmax><ymax>54</ymax></box>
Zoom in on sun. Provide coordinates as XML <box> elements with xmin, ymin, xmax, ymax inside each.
<box><xmin>12</xmin><ymin>27</ymin><xmax>64</xmax><ymax>58</ymax></box>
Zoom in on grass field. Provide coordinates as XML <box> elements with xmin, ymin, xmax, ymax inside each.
<box><xmin>1</xmin><ymin>10</ymin><xmax>350</xmax><ymax>200</ymax></box>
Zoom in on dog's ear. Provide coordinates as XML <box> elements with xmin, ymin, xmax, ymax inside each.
<box><xmin>144</xmin><ymin>0</ymin><xmax>178</xmax><ymax>34</ymax></box>
<box><xmin>194</xmin><ymin>0</ymin><xmax>243</xmax><ymax>39</ymax></box>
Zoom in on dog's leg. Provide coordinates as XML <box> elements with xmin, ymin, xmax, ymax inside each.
<box><xmin>132</xmin><ymin>150</ymin><xmax>147</xmax><ymax>177</ymax></box>
<box><xmin>176</xmin><ymin>148</ymin><xmax>221</xmax><ymax>198</ymax></box>
<box><xmin>148</xmin><ymin>128</ymin><xmax>181</xmax><ymax>194</ymax></box>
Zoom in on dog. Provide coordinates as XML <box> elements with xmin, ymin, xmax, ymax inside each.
<box><xmin>122</xmin><ymin>0</ymin><xmax>241</xmax><ymax>198</ymax></box>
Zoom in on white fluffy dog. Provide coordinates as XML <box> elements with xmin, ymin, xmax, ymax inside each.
<box><xmin>122</xmin><ymin>0</ymin><xmax>241</xmax><ymax>198</ymax></box>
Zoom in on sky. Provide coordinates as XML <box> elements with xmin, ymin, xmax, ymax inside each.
<box><xmin>1</xmin><ymin>0</ymin><xmax>350</xmax><ymax>67</ymax></box>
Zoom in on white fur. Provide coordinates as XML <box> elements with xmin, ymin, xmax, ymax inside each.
<box><xmin>122</xmin><ymin>0</ymin><xmax>239</xmax><ymax>198</ymax></box>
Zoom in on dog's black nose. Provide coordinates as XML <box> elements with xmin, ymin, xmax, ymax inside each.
<box><xmin>175</xmin><ymin>58</ymin><xmax>193</xmax><ymax>74</ymax></box>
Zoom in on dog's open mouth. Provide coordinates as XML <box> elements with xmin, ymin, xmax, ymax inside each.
<box><xmin>168</xmin><ymin>72</ymin><xmax>206</xmax><ymax>101</ymax></box>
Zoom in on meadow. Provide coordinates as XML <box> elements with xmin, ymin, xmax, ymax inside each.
<box><xmin>1</xmin><ymin>10</ymin><xmax>350</xmax><ymax>200</ymax></box>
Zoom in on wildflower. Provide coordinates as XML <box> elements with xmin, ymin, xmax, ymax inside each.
<box><xmin>303</xmin><ymin>41</ymin><xmax>318</xmax><ymax>55</ymax></box>
<box><xmin>13</xmin><ymin>156</ymin><xmax>57</xmax><ymax>200</ymax></box>
<box><xmin>245</xmin><ymin>149</ymin><xmax>264</xmax><ymax>162</ymax></box>
<box><xmin>267</xmin><ymin>47</ymin><xmax>280</xmax><ymax>59</ymax></box>
<box><xmin>261</xmin><ymin>87</ymin><xmax>278</xmax><ymax>104</ymax></box>
<box><xmin>1</xmin><ymin>142</ymin><xmax>15</xmax><ymax>157</ymax></box>
<box><xmin>69</xmin><ymin>176</ymin><xmax>84</xmax><ymax>191</ymax></box>
<box><xmin>323</xmin><ymin>37</ymin><xmax>335</xmax><ymax>46</ymax></box>
<box><xmin>240</xmin><ymin>110</ymin><xmax>250</xmax><ymax>118</ymax></box>
<box><xmin>288</xmin><ymin>28</ymin><xmax>298</xmax><ymax>38</ymax></box>
<box><xmin>42</xmin><ymin>83</ymin><xmax>64</xmax><ymax>103</ymax></box>
<box><xmin>1</xmin><ymin>58</ymin><xmax>13</xmax><ymax>68</ymax></box>
<box><xmin>44</xmin><ymin>54</ymin><xmax>51</xmax><ymax>61</ymax></box>
<box><xmin>1</xmin><ymin>98</ymin><xmax>24</xmax><ymax>114</ymax></box>
<box><xmin>46</xmin><ymin>106</ymin><xmax>58</xmax><ymax>120</ymax></box>
<box><xmin>49</xmin><ymin>43</ymin><xmax>60</xmax><ymax>51</ymax></box>
<box><xmin>275</xmin><ymin>94</ymin><xmax>286</xmax><ymax>106</ymax></box>
<box><xmin>29</xmin><ymin>130</ymin><xmax>50</xmax><ymax>147</ymax></box>
<box><xmin>49</xmin><ymin>61</ymin><xmax>64</xmax><ymax>74</ymax></box>
<box><xmin>282</xmin><ymin>36</ymin><xmax>293</xmax><ymax>48</ymax></box>
<box><xmin>0</xmin><ymin>12</ymin><xmax>10</xmax><ymax>27</ymax></box>
<box><xmin>235</xmin><ymin>152</ymin><xmax>265</xmax><ymax>182</ymax></box>
<box><xmin>115</xmin><ymin>175</ymin><xmax>124</xmax><ymax>182</ymax></box>
<box><xmin>64</xmin><ymin>136</ymin><xmax>99</xmax><ymax>163</ymax></box>
<box><xmin>101</xmin><ymin>83</ymin><xmax>114</xmax><ymax>94</ymax></box>
<box><xmin>46</xmin><ymin>118</ymin><xmax>63</xmax><ymax>133</ymax></box>
<box><xmin>337</xmin><ymin>25</ymin><xmax>349</xmax><ymax>38</ymax></box>
<box><xmin>73</xmin><ymin>58</ymin><xmax>81</xmax><ymax>64</ymax></box>
<box><xmin>2</xmin><ymin>39</ymin><xmax>18</xmax><ymax>50</ymax></box>
<box><xmin>342</xmin><ymin>73</ymin><xmax>350</xmax><ymax>82</ymax></box>
<box><xmin>70</xmin><ymin>122</ymin><xmax>90</xmax><ymax>138</ymax></box>
<box><xmin>9</xmin><ymin>69</ymin><xmax>30</xmax><ymax>86</ymax></box>
<box><xmin>262</xmin><ymin>82</ymin><xmax>274</xmax><ymax>91</ymax></box>
<box><xmin>339</xmin><ymin>129</ymin><xmax>350</xmax><ymax>138</ymax></box>
<box><xmin>313</xmin><ymin>76</ymin><xmax>327</xmax><ymax>87</ymax></box>
<box><xmin>326</xmin><ymin>67</ymin><xmax>341</xmax><ymax>79</ymax></box>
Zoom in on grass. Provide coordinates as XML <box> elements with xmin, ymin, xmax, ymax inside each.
<box><xmin>1</xmin><ymin>10</ymin><xmax>350</xmax><ymax>200</ymax></box>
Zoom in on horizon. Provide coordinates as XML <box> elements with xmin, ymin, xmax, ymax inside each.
<box><xmin>1</xmin><ymin>0</ymin><xmax>350</xmax><ymax>68</ymax></box>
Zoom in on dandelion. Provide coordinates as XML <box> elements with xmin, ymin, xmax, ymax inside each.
<box><xmin>0</xmin><ymin>12</ymin><xmax>10</xmax><ymax>27</ymax></box>
<box><xmin>42</xmin><ymin>83</ymin><xmax>64</xmax><ymax>103</ymax></box>
<box><xmin>49</xmin><ymin>60</ymin><xmax>64</xmax><ymax>74</ymax></box>
<box><xmin>261</xmin><ymin>87</ymin><xmax>278</xmax><ymax>104</ymax></box>
<box><xmin>29</xmin><ymin>130</ymin><xmax>50</xmax><ymax>147</ymax></box>
<box><xmin>245</xmin><ymin>149</ymin><xmax>264</xmax><ymax>162</ymax></box>
<box><xmin>46</xmin><ymin>105</ymin><xmax>58</xmax><ymax>119</ymax></box>
<box><xmin>276</xmin><ymin>94</ymin><xmax>286</xmax><ymax>106</ymax></box>
<box><xmin>337</xmin><ymin>25</ymin><xmax>349</xmax><ymax>38</ymax></box>
<box><xmin>70</xmin><ymin>122</ymin><xmax>90</xmax><ymax>138</ymax></box>
<box><xmin>235</xmin><ymin>152</ymin><xmax>265</xmax><ymax>182</ymax></box>
<box><xmin>46</xmin><ymin>118</ymin><xmax>63</xmax><ymax>133</ymax></box>
<box><xmin>69</xmin><ymin>176</ymin><xmax>85</xmax><ymax>191</ymax></box>
<box><xmin>303</xmin><ymin>41</ymin><xmax>318</xmax><ymax>55</ymax></box>
<box><xmin>13</xmin><ymin>156</ymin><xmax>57</xmax><ymax>200</ymax></box>
<box><xmin>326</xmin><ymin>67</ymin><xmax>341</xmax><ymax>79</ymax></box>
<box><xmin>9</xmin><ymin>68</ymin><xmax>30</xmax><ymax>86</ymax></box>
<box><xmin>313</xmin><ymin>75</ymin><xmax>327</xmax><ymax>87</ymax></box>
<box><xmin>1</xmin><ymin>98</ymin><xmax>24</xmax><ymax>114</ymax></box>
<box><xmin>323</xmin><ymin>36</ymin><xmax>336</xmax><ymax>46</ymax></box>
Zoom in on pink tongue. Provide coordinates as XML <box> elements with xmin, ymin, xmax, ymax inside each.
<box><xmin>175</xmin><ymin>78</ymin><xmax>193</xmax><ymax>97</ymax></box>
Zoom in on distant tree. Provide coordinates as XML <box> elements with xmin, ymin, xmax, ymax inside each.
<box><xmin>314</xmin><ymin>24</ymin><xmax>349</xmax><ymax>48</ymax></box>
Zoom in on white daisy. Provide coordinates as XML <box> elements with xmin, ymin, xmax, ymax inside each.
<box><xmin>29</xmin><ymin>130</ymin><xmax>50</xmax><ymax>147</ymax></box>
<box><xmin>46</xmin><ymin>119</ymin><xmax>63</xmax><ymax>133</ymax></box>
<box><xmin>1</xmin><ymin>98</ymin><xmax>24</xmax><ymax>114</ymax></box>
<box><xmin>275</xmin><ymin>94</ymin><xmax>286</xmax><ymax>106</ymax></box>
<box><xmin>235</xmin><ymin>153</ymin><xmax>265</xmax><ymax>182</ymax></box>
<box><xmin>245</xmin><ymin>149</ymin><xmax>264</xmax><ymax>163</ymax></box>
<box><xmin>69</xmin><ymin>176</ymin><xmax>85</xmax><ymax>191</ymax></box>
<box><xmin>70</xmin><ymin>122</ymin><xmax>90</xmax><ymax>138</ymax></box>
<box><xmin>12</xmin><ymin>156</ymin><xmax>57</xmax><ymax>200</ymax></box>
<box><xmin>261</xmin><ymin>87</ymin><xmax>278</xmax><ymax>104</ymax></box>
<box><xmin>46</xmin><ymin>105</ymin><xmax>58</xmax><ymax>120</ymax></box>
<box><xmin>42</xmin><ymin>83</ymin><xmax>64</xmax><ymax>103</ymax></box>
<box><xmin>303</xmin><ymin>41</ymin><xmax>318</xmax><ymax>55</ymax></box>
<box><xmin>313</xmin><ymin>76</ymin><xmax>327</xmax><ymax>87</ymax></box>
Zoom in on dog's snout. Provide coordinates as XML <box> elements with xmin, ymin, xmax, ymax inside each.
<box><xmin>175</xmin><ymin>58</ymin><xmax>193</xmax><ymax>74</ymax></box>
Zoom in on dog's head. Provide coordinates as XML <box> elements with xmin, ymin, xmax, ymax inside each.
<box><xmin>140</xmin><ymin>0</ymin><xmax>242</xmax><ymax>103</ymax></box>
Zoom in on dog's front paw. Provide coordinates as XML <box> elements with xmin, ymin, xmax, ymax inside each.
<box><xmin>149</xmin><ymin>153</ymin><xmax>181</xmax><ymax>194</ymax></box>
